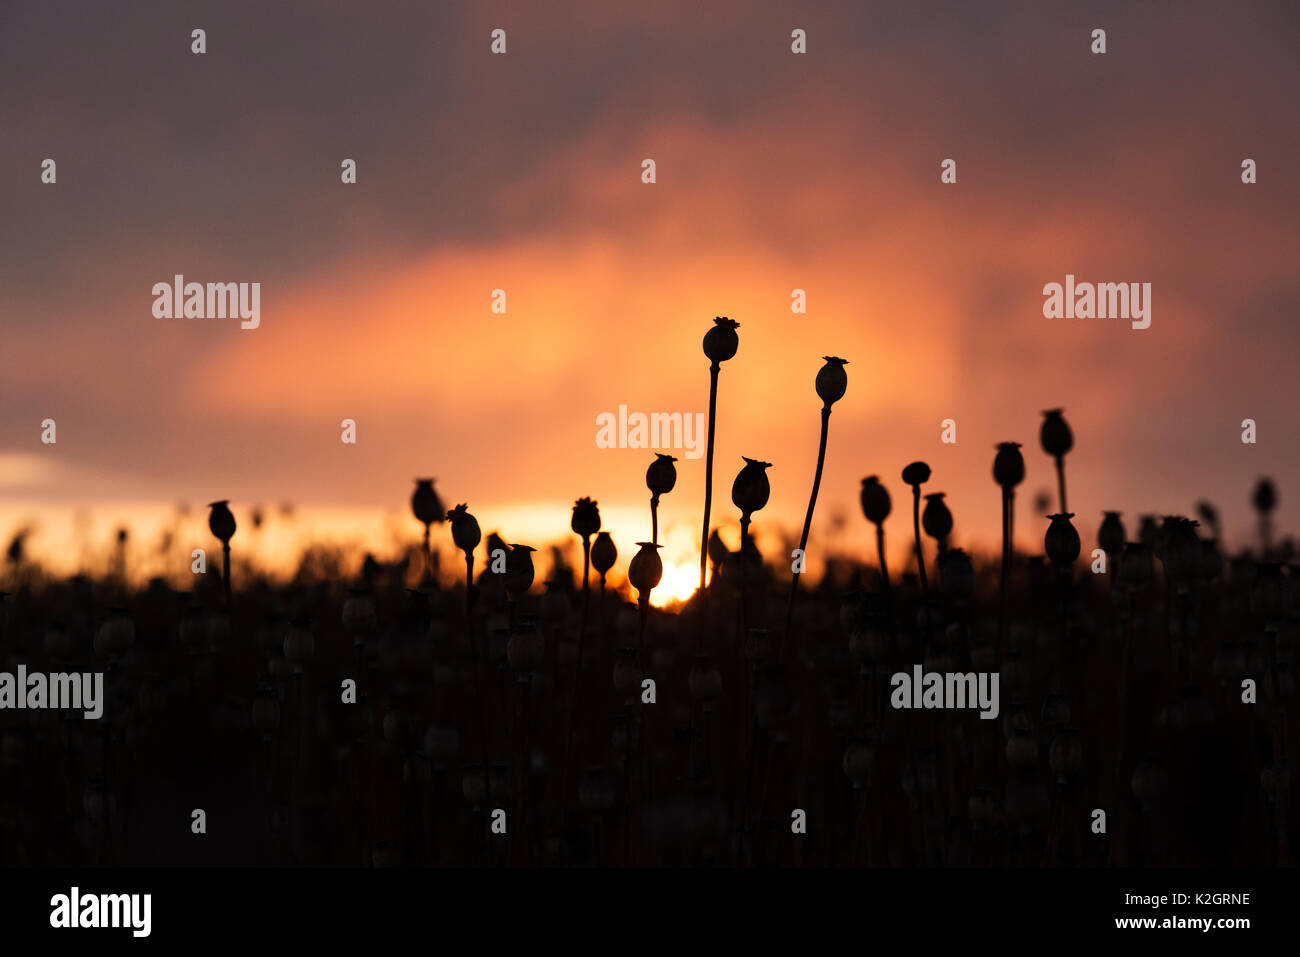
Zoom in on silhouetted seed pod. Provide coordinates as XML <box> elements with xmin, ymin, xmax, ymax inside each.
<box><xmin>731</xmin><ymin>457</ymin><xmax>772</xmax><ymax>515</ymax></box>
<box><xmin>447</xmin><ymin>504</ymin><xmax>481</xmax><ymax>554</ymax></box>
<box><xmin>1138</xmin><ymin>515</ymin><xmax>1159</xmax><ymax>549</ymax></box>
<box><xmin>842</xmin><ymin>736</ymin><xmax>874</xmax><ymax>789</ymax></box>
<box><xmin>1044</xmin><ymin>513</ymin><xmax>1080</xmax><ymax>566</ymax></box>
<box><xmin>859</xmin><ymin>475</ymin><xmax>891</xmax><ymax>525</ymax></box>
<box><xmin>815</xmin><ymin>356</ymin><xmax>849</xmax><ymax>408</ymax></box>
<box><xmin>968</xmin><ymin>789</ymin><xmax>996</xmax><ymax>825</ymax></box>
<box><xmin>902</xmin><ymin>461</ymin><xmax>931</xmax><ymax>487</ymax></box>
<box><xmin>1048</xmin><ymin>729</ymin><xmax>1082</xmax><ymax>784</ymax></box>
<box><xmin>94</xmin><ymin>608</ymin><xmax>134</xmax><ymax>659</ymax></box>
<box><xmin>992</xmin><ymin>442</ymin><xmax>1025</xmax><ymax>489</ymax></box>
<box><xmin>570</xmin><ymin>497</ymin><xmax>600</xmax><ymax>538</ymax></box>
<box><xmin>1098</xmin><ymin>511</ymin><xmax>1125</xmax><ymax>556</ymax></box>
<box><xmin>937</xmin><ymin>548</ymin><xmax>973</xmax><ymax>602</ymax></box>
<box><xmin>411</xmin><ymin>478</ymin><xmax>445</xmax><ymax>527</ymax></box>
<box><xmin>207</xmin><ymin>500</ymin><xmax>236</xmax><ymax>543</ymax></box>
<box><xmin>504</xmin><ymin>544</ymin><xmax>536</xmax><ymax>600</ymax></box>
<box><xmin>688</xmin><ymin>655</ymin><xmax>722</xmax><ymax>703</ymax></box>
<box><xmin>1253</xmin><ymin>477</ymin><xmax>1278</xmax><ymax>514</ymax></box>
<box><xmin>1005</xmin><ymin>728</ymin><xmax>1039</xmax><ymax>769</ymax></box>
<box><xmin>578</xmin><ymin>766</ymin><xmax>617</xmax><ymax>812</ymax></box>
<box><xmin>251</xmin><ymin>683</ymin><xmax>280</xmax><ymax>735</ymax></box>
<box><xmin>646</xmin><ymin>454</ymin><xmax>678</xmax><ymax>496</ymax></box>
<box><xmin>922</xmin><ymin>492</ymin><xmax>953</xmax><ymax>542</ymax></box>
<box><xmin>1041</xmin><ymin>692</ymin><xmax>1071</xmax><ymax>731</ymax></box>
<box><xmin>628</xmin><ymin>542</ymin><xmax>663</xmax><ymax>597</ymax></box>
<box><xmin>506</xmin><ymin>618</ymin><xmax>545</xmax><ymax>679</ymax></box>
<box><xmin>342</xmin><ymin>587</ymin><xmax>378</xmax><ymax>636</ymax></box>
<box><xmin>591</xmin><ymin>532</ymin><xmax>617</xmax><ymax>576</ymax></box>
<box><xmin>1039</xmin><ymin>409</ymin><xmax>1073</xmax><ymax>458</ymax></box>
<box><xmin>613</xmin><ymin>648</ymin><xmax>642</xmax><ymax>699</ymax></box>
<box><xmin>1161</xmin><ymin>517</ymin><xmax>1201</xmax><ymax>584</ymax></box>
<box><xmin>284</xmin><ymin>619</ymin><xmax>315</xmax><ymax>669</ymax></box>
<box><xmin>702</xmin><ymin>316</ymin><xmax>740</xmax><ymax>363</ymax></box>
<box><xmin>1119</xmin><ymin>543</ymin><xmax>1154</xmax><ymax>590</ymax></box>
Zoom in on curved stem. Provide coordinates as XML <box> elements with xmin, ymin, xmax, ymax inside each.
<box><xmin>700</xmin><ymin>362</ymin><xmax>720</xmax><ymax>594</ymax></box>
<box><xmin>783</xmin><ymin>407</ymin><xmax>831</xmax><ymax>649</ymax></box>
<box><xmin>651</xmin><ymin>494</ymin><xmax>660</xmax><ymax>546</ymax></box>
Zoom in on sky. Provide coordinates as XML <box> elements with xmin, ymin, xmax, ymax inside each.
<box><xmin>2</xmin><ymin>0</ymin><xmax>1298</xmax><ymax>598</ymax></box>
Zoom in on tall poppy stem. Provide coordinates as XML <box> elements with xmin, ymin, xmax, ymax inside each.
<box><xmin>874</xmin><ymin>524</ymin><xmax>891</xmax><ymax>600</ymax></box>
<box><xmin>650</xmin><ymin>494</ymin><xmax>660</xmax><ymax>546</ymax></box>
<box><xmin>783</xmin><ymin>407</ymin><xmax>831</xmax><ymax>649</ymax></box>
<box><xmin>700</xmin><ymin>362</ymin><xmax>720</xmax><ymax>594</ymax></box>
<box><xmin>465</xmin><ymin>555</ymin><xmax>492</xmax><ymax>806</ymax></box>
<box><xmin>1054</xmin><ymin>455</ymin><xmax>1068</xmax><ymax>514</ymax></box>
<box><xmin>912</xmin><ymin>485</ymin><xmax>931</xmax><ymax>643</ymax></box>
<box><xmin>999</xmin><ymin>488</ymin><xmax>1010</xmax><ymax>661</ymax></box>
<box><xmin>222</xmin><ymin>543</ymin><xmax>232</xmax><ymax>610</ymax></box>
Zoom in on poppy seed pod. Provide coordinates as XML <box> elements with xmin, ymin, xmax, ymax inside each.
<box><xmin>1138</xmin><ymin>515</ymin><xmax>1159</xmax><ymax>549</ymax></box>
<box><xmin>284</xmin><ymin>619</ymin><xmax>315</xmax><ymax>667</ymax></box>
<box><xmin>646</xmin><ymin>454</ymin><xmax>678</xmax><ymax>496</ymax></box>
<box><xmin>207</xmin><ymin>500</ymin><xmax>236</xmax><ymax>543</ymax></box>
<box><xmin>1044</xmin><ymin>513</ymin><xmax>1080</xmax><ymax>566</ymax></box>
<box><xmin>342</xmin><ymin>587</ymin><xmax>378</xmax><ymax>635</ymax></box>
<box><xmin>938</xmin><ymin>548</ymin><xmax>974</xmax><ymax>602</ymax></box>
<box><xmin>506</xmin><ymin>618</ymin><xmax>545</xmax><ymax>678</ymax></box>
<box><xmin>1160</xmin><ymin>517</ymin><xmax>1200</xmax><ymax>584</ymax></box>
<box><xmin>628</xmin><ymin>542</ymin><xmax>663</xmax><ymax>597</ymax></box>
<box><xmin>571</xmin><ymin>497</ymin><xmax>600</xmax><ymax>539</ymax></box>
<box><xmin>902</xmin><ymin>461</ymin><xmax>931</xmax><ymax>487</ymax></box>
<box><xmin>504</xmin><ymin>544</ymin><xmax>537</xmax><ymax>600</ymax></box>
<box><xmin>731</xmin><ymin>457</ymin><xmax>772</xmax><ymax>515</ymax></box>
<box><xmin>591</xmin><ymin>531</ymin><xmax>617</xmax><ymax>576</ymax></box>
<box><xmin>702</xmin><ymin>316</ymin><xmax>740</xmax><ymax>364</ymax></box>
<box><xmin>1039</xmin><ymin>409</ymin><xmax>1073</xmax><ymax>458</ymax></box>
<box><xmin>447</xmin><ymin>504</ymin><xmax>480</xmax><ymax>554</ymax></box>
<box><xmin>1097</xmin><ymin>511</ymin><xmax>1125</xmax><ymax>556</ymax></box>
<box><xmin>992</xmin><ymin>443</ymin><xmax>1025</xmax><ymax>489</ymax></box>
<box><xmin>411</xmin><ymin>479</ymin><xmax>445</xmax><ymax>527</ymax></box>
<box><xmin>1253</xmin><ymin>478</ymin><xmax>1278</xmax><ymax>514</ymax></box>
<box><xmin>859</xmin><ymin>476</ymin><xmax>891</xmax><ymax>525</ymax></box>
<box><xmin>922</xmin><ymin>492</ymin><xmax>953</xmax><ymax>542</ymax></box>
<box><xmin>815</xmin><ymin>356</ymin><xmax>849</xmax><ymax>408</ymax></box>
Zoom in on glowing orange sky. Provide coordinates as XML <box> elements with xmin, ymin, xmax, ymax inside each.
<box><xmin>2</xmin><ymin>0</ymin><xmax>1297</xmax><ymax>586</ymax></box>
